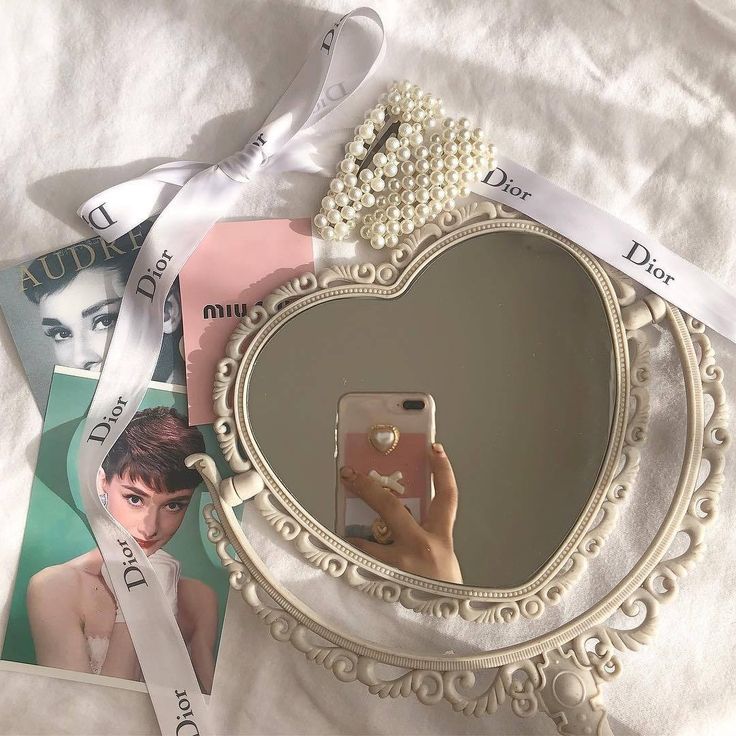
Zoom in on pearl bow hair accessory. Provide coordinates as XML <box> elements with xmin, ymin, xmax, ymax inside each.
<box><xmin>314</xmin><ymin>80</ymin><xmax>495</xmax><ymax>249</ymax></box>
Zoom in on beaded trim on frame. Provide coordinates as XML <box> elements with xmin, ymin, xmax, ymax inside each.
<box><xmin>199</xmin><ymin>203</ymin><xmax>653</xmax><ymax>623</ymax></box>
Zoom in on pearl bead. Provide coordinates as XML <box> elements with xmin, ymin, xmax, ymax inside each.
<box><xmin>360</xmin><ymin>225</ymin><xmax>371</xmax><ymax>240</ymax></box>
<box><xmin>370</xmin><ymin>235</ymin><xmax>386</xmax><ymax>249</ymax></box>
<box><xmin>398</xmin><ymin>122</ymin><xmax>413</xmax><ymax>137</ymax></box>
<box><xmin>415</xmin><ymin>204</ymin><xmax>430</xmax><ymax>219</ymax></box>
<box><xmin>388</xmin><ymin>221</ymin><xmax>401</xmax><ymax>235</ymax></box>
<box><xmin>344</xmin><ymin>173</ymin><xmax>358</xmax><ymax>187</ymax></box>
<box><xmin>460</xmin><ymin>154</ymin><xmax>474</xmax><ymax>169</ymax></box>
<box><xmin>414</xmin><ymin>145</ymin><xmax>429</xmax><ymax>159</ymax></box>
<box><xmin>408</xmin><ymin>132</ymin><xmax>423</xmax><ymax>147</ymax></box>
<box><xmin>401</xmin><ymin>190</ymin><xmax>416</xmax><ymax>204</ymax></box>
<box><xmin>388</xmin><ymin>179</ymin><xmax>401</xmax><ymax>192</ymax></box>
<box><xmin>322</xmin><ymin>226</ymin><xmax>336</xmax><ymax>241</ymax></box>
<box><xmin>335</xmin><ymin>192</ymin><xmax>349</xmax><ymax>207</ymax></box>
<box><xmin>400</xmin><ymin>220</ymin><xmax>414</xmax><ymax>234</ymax></box>
<box><xmin>348</xmin><ymin>187</ymin><xmax>362</xmax><ymax>201</ymax></box>
<box><xmin>386</xmin><ymin>206</ymin><xmax>401</xmax><ymax>220</ymax></box>
<box><xmin>401</xmin><ymin>176</ymin><xmax>416</xmax><ymax>190</ymax></box>
<box><xmin>412</xmin><ymin>215</ymin><xmax>425</xmax><ymax>227</ymax></box>
<box><xmin>401</xmin><ymin>204</ymin><xmax>415</xmax><ymax>219</ymax></box>
<box><xmin>370</xmin><ymin>177</ymin><xmax>385</xmax><ymax>191</ymax></box>
<box><xmin>313</xmin><ymin>214</ymin><xmax>328</xmax><ymax>229</ymax></box>
<box><xmin>386</xmin><ymin>234</ymin><xmax>399</xmax><ymax>248</ymax></box>
<box><xmin>459</xmin><ymin>141</ymin><xmax>473</xmax><ymax>155</ymax></box>
<box><xmin>473</xmin><ymin>127</ymin><xmax>484</xmax><ymax>140</ymax></box>
<box><xmin>334</xmin><ymin>222</ymin><xmax>350</xmax><ymax>239</ymax></box>
<box><xmin>458</xmin><ymin>117</ymin><xmax>471</xmax><ymax>129</ymax></box>
<box><xmin>459</xmin><ymin>185</ymin><xmax>470</xmax><ymax>198</ymax></box>
<box><xmin>372</xmin><ymin>222</ymin><xmax>387</xmax><ymax>236</ymax></box>
<box><xmin>376</xmin><ymin>195</ymin><xmax>388</xmax><ymax>208</ymax></box>
<box><xmin>443</xmin><ymin>142</ymin><xmax>458</xmax><ymax>155</ymax></box>
<box><xmin>327</xmin><ymin>209</ymin><xmax>341</xmax><ymax>224</ymax></box>
<box><xmin>429</xmin><ymin>143</ymin><xmax>443</xmax><ymax>158</ymax></box>
<box><xmin>416</xmin><ymin>159</ymin><xmax>430</xmax><ymax>174</ymax></box>
<box><xmin>430</xmin><ymin>200</ymin><xmax>443</xmax><ymax>215</ymax></box>
<box><xmin>321</xmin><ymin>196</ymin><xmax>336</xmax><ymax>210</ymax></box>
<box><xmin>348</xmin><ymin>141</ymin><xmax>365</xmax><ymax>157</ymax></box>
<box><xmin>400</xmin><ymin>161</ymin><xmax>415</xmax><ymax>176</ymax></box>
<box><xmin>388</xmin><ymin>192</ymin><xmax>401</xmax><ymax>206</ymax></box>
<box><xmin>385</xmin><ymin>137</ymin><xmax>400</xmax><ymax>152</ymax></box>
<box><xmin>370</xmin><ymin>108</ymin><xmax>385</xmax><ymax>124</ymax></box>
<box><xmin>443</xmin><ymin>198</ymin><xmax>456</xmax><ymax>211</ymax></box>
<box><xmin>416</xmin><ymin>174</ymin><xmax>430</xmax><ymax>188</ymax></box>
<box><xmin>446</xmin><ymin>185</ymin><xmax>458</xmax><ymax>199</ymax></box>
<box><xmin>342</xmin><ymin>206</ymin><xmax>357</xmax><ymax>221</ymax></box>
<box><xmin>360</xmin><ymin>192</ymin><xmax>375</xmax><ymax>208</ymax></box>
<box><xmin>459</xmin><ymin>129</ymin><xmax>472</xmax><ymax>142</ymax></box>
<box><xmin>445</xmin><ymin>155</ymin><xmax>459</xmax><ymax>170</ymax></box>
<box><xmin>358</xmin><ymin>123</ymin><xmax>374</xmax><ymax>138</ymax></box>
<box><xmin>330</xmin><ymin>178</ymin><xmax>345</xmax><ymax>193</ymax></box>
<box><xmin>430</xmin><ymin>158</ymin><xmax>444</xmax><ymax>171</ymax></box>
<box><xmin>415</xmin><ymin>187</ymin><xmax>430</xmax><ymax>203</ymax></box>
<box><xmin>430</xmin><ymin>186</ymin><xmax>446</xmax><ymax>200</ymax></box>
<box><xmin>361</xmin><ymin>182</ymin><xmax>372</xmax><ymax>193</ymax></box>
<box><xmin>384</xmin><ymin>162</ymin><xmax>398</xmax><ymax>178</ymax></box>
<box><xmin>441</xmin><ymin>128</ymin><xmax>455</xmax><ymax>141</ymax></box>
<box><xmin>430</xmin><ymin>171</ymin><xmax>445</xmax><ymax>185</ymax></box>
<box><xmin>359</xmin><ymin>169</ymin><xmax>373</xmax><ymax>183</ymax></box>
<box><xmin>397</xmin><ymin>147</ymin><xmax>411</xmax><ymax>161</ymax></box>
<box><xmin>373</xmin><ymin>152</ymin><xmax>388</xmax><ymax>168</ymax></box>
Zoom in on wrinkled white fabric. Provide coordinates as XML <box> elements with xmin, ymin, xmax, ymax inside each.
<box><xmin>0</xmin><ymin>1</ymin><xmax>735</xmax><ymax>735</ymax></box>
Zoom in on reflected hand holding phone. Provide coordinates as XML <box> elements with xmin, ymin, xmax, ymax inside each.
<box><xmin>340</xmin><ymin>443</ymin><xmax>463</xmax><ymax>585</ymax></box>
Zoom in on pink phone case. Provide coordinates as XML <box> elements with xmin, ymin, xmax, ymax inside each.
<box><xmin>335</xmin><ymin>393</ymin><xmax>434</xmax><ymax>540</ymax></box>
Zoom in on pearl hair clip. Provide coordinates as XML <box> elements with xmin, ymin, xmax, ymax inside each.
<box><xmin>313</xmin><ymin>80</ymin><xmax>495</xmax><ymax>249</ymax></box>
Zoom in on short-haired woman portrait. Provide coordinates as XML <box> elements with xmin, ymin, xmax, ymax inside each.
<box><xmin>26</xmin><ymin>407</ymin><xmax>217</xmax><ymax>693</ymax></box>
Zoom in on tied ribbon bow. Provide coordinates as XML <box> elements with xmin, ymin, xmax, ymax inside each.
<box><xmin>369</xmin><ymin>469</ymin><xmax>406</xmax><ymax>495</ymax></box>
<box><xmin>74</xmin><ymin>9</ymin><xmax>385</xmax><ymax>736</ymax></box>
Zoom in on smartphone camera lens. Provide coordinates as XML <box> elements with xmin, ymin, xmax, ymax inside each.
<box><xmin>402</xmin><ymin>399</ymin><xmax>425</xmax><ymax>410</ymax></box>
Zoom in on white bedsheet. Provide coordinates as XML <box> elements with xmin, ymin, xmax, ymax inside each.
<box><xmin>1</xmin><ymin>1</ymin><xmax>735</xmax><ymax>734</ymax></box>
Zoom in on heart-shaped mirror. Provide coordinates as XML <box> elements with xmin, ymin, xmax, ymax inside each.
<box><xmin>242</xmin><ymin>226</ymin><xmax>625</xmax><ymax>588</ymax></box>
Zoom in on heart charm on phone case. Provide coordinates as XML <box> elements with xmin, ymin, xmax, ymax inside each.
<box><xmin>369</xmin><ymin>424</ymin><xmax>400</xmax><ymax>454</ymax></box>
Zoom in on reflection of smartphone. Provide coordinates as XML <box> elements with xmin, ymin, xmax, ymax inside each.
<box><xmin>335</xmin><ymin>392</ymin><xmax>436</xmax><ymax>540</ymax></box>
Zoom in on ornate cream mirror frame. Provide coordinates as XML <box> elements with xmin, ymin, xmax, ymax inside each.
<box><xmin>189</xmin><ymin>203</ymin><xmax>727</xmax><ymax>733</ymax></box>
<box><xmin>200</xmin><ymin>203</ymin><xmax>652</xmax><ymax>622</ymax></box>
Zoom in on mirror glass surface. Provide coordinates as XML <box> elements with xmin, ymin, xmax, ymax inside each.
<box><xmin>246</xmin><ymin>231</ymin><xmax>616</xmax><ymax>587</ymax></box>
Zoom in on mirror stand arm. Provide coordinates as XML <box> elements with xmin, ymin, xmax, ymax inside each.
<box><xmin>537</xmin><ymin>648</ymin><xmax>613</xmax><ymax>736</ymax></box>
<box><xmin>185</xmin><ymin>454</ymin><xmax>265</xmax><ymax>508</ymax></box>
<box><xmin>622</xmin><ymin>294</ymin><xmax>666</xmax><ymax>331</ymax></box>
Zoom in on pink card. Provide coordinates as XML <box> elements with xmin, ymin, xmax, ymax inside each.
<box><xmin>179</xmin><ymin>219</ymin><xmax>314</xmax><ymax>425</ymax></box>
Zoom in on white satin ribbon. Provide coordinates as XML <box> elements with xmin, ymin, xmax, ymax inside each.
<box><xmin>473</xmin><ymin>155</ymin><xmax>736</xmax><ymax>343</ymax></box>
<box><xmin>369</xmin><ymin>470</ymin><xmax>405</xmax><ymax>495</ymax></box>
<box><xmin>76</xmin><ymin>8</ymin><xmax>385</xmax><ymax>735</ymax></box>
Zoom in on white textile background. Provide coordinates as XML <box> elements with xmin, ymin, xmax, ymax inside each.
<box><xmin>0</xmin><ymin>1</ymin><xmax>735</xmax><ymax>735</ymax></box>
